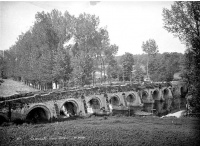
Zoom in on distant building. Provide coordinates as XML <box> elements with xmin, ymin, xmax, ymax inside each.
<box><xmin>94</xmin><ymin>71</ymin><xmax>107</xmax><ymax>78</ymax></box>
<box><xmin>144</xmin><ymin>75</ymin><xmax>151</xmax><ymax>82</ymax></box>
<box><xmin>173</xmin><ymin>72</ymin><xmax>182</xmax><ymax>80</ymax></box>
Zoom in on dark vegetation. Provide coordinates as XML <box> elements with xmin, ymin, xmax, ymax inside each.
<box><xmin>163</xmin><ymin>1</ymin><xmax>200</xmax><ymax>112</ymax></box>
<box><xmin>116</xmin><ymin>52</ymin><xmax>183</xmax><ymax>82</ymax></box>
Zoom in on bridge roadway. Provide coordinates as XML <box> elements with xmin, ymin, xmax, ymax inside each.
<box><xmin>0</xmin><ymin>82</ymin><xmax>187</xmax><ymax>123</ymax></box>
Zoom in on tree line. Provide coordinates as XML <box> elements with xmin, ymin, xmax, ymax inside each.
<box><xmin>2</xmin><ymin>10</ymin><xmax>120</xmax><ymax>89</ymax></box>
<box><xmin>1</xmin><ymin>9</ymin><xmax>185</xmax><ymax>89</ymax></box>
<box><xmin>115</xmin><ymin>52</ymin><xmax>183</xmax><ymax>82</ymax></box>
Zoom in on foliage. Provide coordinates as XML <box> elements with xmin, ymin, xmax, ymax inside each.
<box><xmin>133</xmin><ymin>64</ymin><xmax>145</xmax><ymax>82</ymax></box>
<box><xmin>116</xmin><ymin>53</ymin><xmax>183</xmax><ymax>82</ymax></box>
<box><xmin>163</xmin><ymin>2</ymin><xmax>200</xmax><ymax>45</ymax></box>
<box><xmin>105</xmin><ymin>45</ymin><xmax>119</xmax><ymax>81</ymax></box>
<box><xmin>0</xmin><ymin>55</ymin><xmax>6</xmax><ymax>77</ymax></box>
<box><xmin>70</xmin><ymin>13</ymin><xmax>116</xmax><ymax>86</ymax></box>
<box><xmin>52</xmin><ymin>47</ymin><xmax>73</xmax><ymax>83</ymax></box>
<box><xmin>120</xmin><ymin>52</ymin><xmax>134</xmax><ymax>81</ymax></box>
<box><xmin>149</xmin><ymin>52</ymin><xmax>183</xmax><ymax>81</ymax></box>
<box><xmin>163</xmin><ymin>1</ymin><xmax>200</xmax><ymax>112</ymax></box>
<box><xmin>3</xmin><ymin>10</ymin><xmax>118</xmax><ymax>88</ymax></box>
<box><xmin>142</xmin><ymin>39</ymin><xmax>159</xmax><ymax>56</ymax></box>
<box><xmin>141</xmin><ymin>39</ymin><xmax>159</xmax><ymax>79</ymax></box>
<box><xmin>107</xmin><ymin>63</ymin><xmax>122</xmax><ymax>81</ymax></box>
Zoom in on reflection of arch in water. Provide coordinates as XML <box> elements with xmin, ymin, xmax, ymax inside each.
<box><xmin>163</xmin><ymin>88</ymin><xmax>170</xmax><ymax>99</ymax></box>
<box><xmin>180</xmin><ymin>86</ymin><xmax>188</xmax><ymax>98</ymax></box>
<box><xmin>109</xmin><ymin>96</ymin><xmax>120</xmax><ymax>106</ymax></box>
<box><xmin>0</xmin><ymin>113</ymin><xmax>8</xmax><ymax>125</ymax></box>
<box><xmin>60</xmin><ymin>100</ymin><xmax>78</xmax><ymax>116</ymax></box>
<box><xmin>141</xmin><ymin>91</ymin><xmax>149</xmax><ymax>101</ymax></box>
<box><xmin>152</xmin><ymin>90</ymin><xmax>159</xmax><ymax>100</ymax></box>
<box><xmin>126</xmin><ymin>94</ymin><xmax>136</xmax><ymax>104</ymax></box>
<box><xmin>26</xmin><ymin>105</ymin><xmax>51</xmax><ymax>123</ymax></box>
<box><xmin>88</xmin><ymin>97</ymin><xmax>101</xmax><ymax>110</ymax></box>
<box><xmin>153</xmin><ymin>100</ymin><xmax>165</xmax><ymax>115</ymax></box>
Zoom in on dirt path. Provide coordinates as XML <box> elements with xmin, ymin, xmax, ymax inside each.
<box><xmin>0</xmin><ymin>79</ymin><xmax>38</xmax><ymax>97</ymax></box>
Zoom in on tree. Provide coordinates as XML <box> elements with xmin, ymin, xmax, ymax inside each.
<box><xmin>70</xmin><ymin>13</ymin><xmax>101</xmax><ymax>86</ymax></box>
<box><xmin>121</xmin><ymin>52</ymin><xmax>134</xmax><ymax>81</ymax></box>
<box><xmin>148</xmin><ymin>52</ymin><xmax>182</xmax><ymax>82</ymax></box>
<box><xmin>163</xmin><ymin>1</ymin><xmax>200</xmax><ymax>112</ymax></box>
<box><xmin>163</xmin><ymin>2</ymin><xmax>200</xmax><ymax>45</ymax></box>
<box><xmin>141</xmin><ymin>39</ymin><xmax>159</xmax><ymax>80</ymax></box>
<box><xmin>148</xmin><ymin>54</ymin><xmax>162</xmax><ymax>81</ymax></box>
<box><xmin>0</xmin><ymin>53</ymin><xmax>6</xmax><ymax>78</ymax></box>
<box><xmin>117</xmin><ymin>53</ymin><xmax>183</xmax><ymax>82</ymax></box>
<box><xmin>4</xmin><ymin>10</ymin><xmax>118</xmax><ymax>88</ymax></box>
<box><xmin>51</xmin><ymin>10</ymin><xmax>74</xmax><ymax>87</ymax></box>
<box><xmin>70</xmin><ymin>13</ymin><xmax>118</xmax><ymax>86</ymax></box>
<box><xmin>106</xmin><ymin>58</ymin><xmax>122</xmax><ymax>82</ymax></box>
<box><xmin>104</xmin><ymin>44</ymin><xmax>118</xmax><ymax>81</ymax></box>
<box><xmin>133</xmin><ymin>64</ymin><xmax>145</xmax><ymax>82</ymax></box>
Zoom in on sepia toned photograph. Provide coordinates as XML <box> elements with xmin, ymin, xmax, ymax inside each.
<box><xmin>0</xmin><ymin>1</ymin><xmax>200</xmax><ymax>145</ymax></box>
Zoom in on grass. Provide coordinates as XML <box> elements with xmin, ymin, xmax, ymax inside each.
<box><xmin>0</xmin><ymin>79</ymin><xmax>38</xmax><ymax>97</ymax></box>
<box><xmin>0</xmin><ymin>116</ymin><xmax>199</xmax><ymax>146</ymax></box>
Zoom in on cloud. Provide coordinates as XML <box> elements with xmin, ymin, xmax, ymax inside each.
<box><xmin>89</xmin><ymin>1</ymin><xmax>100</xmax><ymax>6</ymax></box>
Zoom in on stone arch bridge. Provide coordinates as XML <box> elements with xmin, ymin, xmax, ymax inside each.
<box><xmin>0</xmin><ymin>82</ymin><xmax>187</xmax><ymax>124</ymax></box>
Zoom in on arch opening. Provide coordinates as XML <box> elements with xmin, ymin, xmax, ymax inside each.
<box><xmin>26</xmin><ymin>107</ymin><xmax>50</xmax><ymax>123</ymax></box>
<box><xmin>163</xmin><ymin>88</ymin><xmax>169</xmax><ymax>99</ymax></box>
<box><xmin>180</xmin><ymin>86</ymin><xmax>188</xmax><ymax>98</ymax></box>
<box><xmin>60</xmin><ymin>101</ymin><xmax>78</xmax><ymax>117</ymax></box>
<box><xmin>152</xmin><ymin>90</ymin><xmax>159</xmax><ymax>100</ymax></box>
<box><xmin>142</xmin><ymin>91</ymin><xmax>148</xmax><ymax>101</ymax></box>
<box><xmin>88</xmin><ymin>98</ymin><xmax>101</xmax><ymax>110</ymax></box>
<box><xmin>110</xmin><ymin>96</ymin><xmax>120</xmax><ymax>106</ymax></box>
<box><xmin>126</xmin><ymin>94</ymin><xmax>136</xmax><ymax>103</ymax></box>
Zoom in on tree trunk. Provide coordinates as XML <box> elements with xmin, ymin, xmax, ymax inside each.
<box><xmin>147</xmin><ymin>56</ymin><xmax>149</xmax><ymax>79</ymax></box>
<box><xmin>102</xmin><ymin>58</ymin><xmax>106</xmax><ymax>83</ymax></box>
<box><xmin>123</xmin><ymin>70</ymin><xmax>125</xmax><ymax>83</ymax></box>
<box><xmin>101</xmin><ymin>62</ymin><xmax>102</xmax><ymax>84</ymax></box>
<box><xmin>92</xmin><ymin>71</ymin><xmax>95</xmax><ymax>86</ymax></box>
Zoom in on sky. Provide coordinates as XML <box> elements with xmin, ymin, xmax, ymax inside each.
<box><xmin>0</xmin><ymin>1</ymin><xmax>186</xmax><ymax>55</ymax></box>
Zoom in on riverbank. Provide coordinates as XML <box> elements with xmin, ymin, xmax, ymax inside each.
<box><xmin>0</xmin><ymin>116</ymin><xmax>199</xmax><ymax>146</ymax></box>
<box><xmin>0</xmin><ymin>79</ymin><xmax>38</xmax><ymax>97</ymax></box>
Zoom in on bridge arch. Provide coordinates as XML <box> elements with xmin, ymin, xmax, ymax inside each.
<box><xmin>126</xmin><ymin>93</ymin><xmax>136</xmax><ymax>104</ymax></box>
<box><xmin>163</xmin><ymin>88</ymin><xmax>170</xmax><ymax>99</ymax></box>
<box><xmin>60</xmin><ymin>100</ymin><xmax>79</xmax><ymax>117</ymax></box>
<box><xmin>25</xmin><ymin>105</ymin><xmax>51</xmax><ymax>123</ymax></box>
<box><xmin>180</xmin><ymin>86</ymin><xmax>188</xmax><ymax>98</ymax></box>
<box><xmin>109</xmin><ymin>95</ymin><xmax>120</xmax><ymax>106</ymax></box>
<box><xmin>88</xmin><ymin>97</ymin><xmax>101</xmax><ymax>111</ymax></box>
<box><xmin>141</xmin><ymin>91</ymin><xmax>149</xmax><ymax>101</ymax></box>
<box><xmin>152</xmin><ymin>90</ymin><xmax>159</xmax><ymax>100</ymax></box>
